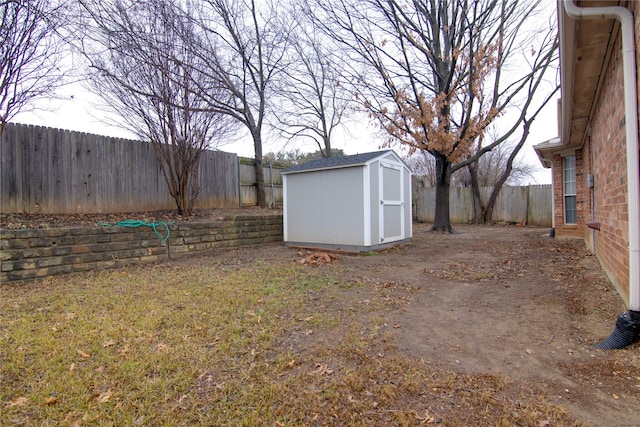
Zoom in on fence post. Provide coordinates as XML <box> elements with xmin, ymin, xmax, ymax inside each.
<box><xmin>269</xmin><ymin>162</ymin><xmax>274</xmax><ymax>208</ymax></box>
<box><xmin>237</xmin><ymin>157</ymin><xmax>242</xmax><ymax>208</ymax></box>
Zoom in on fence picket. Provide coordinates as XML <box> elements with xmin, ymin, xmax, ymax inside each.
<box><xmin>1</xmin><ymin>123</ymin><xmax>243</xmax><ymax>213</ymax></box>
<box><xmin>1</xmin><ymin>123</ymin><xmax>550</xmax><ymax>223</ymax></box>
<box><xmin>413</xmin><ymin>182</ymin><xmax>552</xmax><ymax>226</ymax></box>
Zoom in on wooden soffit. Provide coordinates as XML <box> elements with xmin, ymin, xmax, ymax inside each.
<box><xmin>559</xmin><ymin>0</ymin><xmax>622</xmax><ymax>149</ymax></box>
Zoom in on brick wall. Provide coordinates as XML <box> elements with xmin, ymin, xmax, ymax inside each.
<box><xmin>553</xmin><ymin>6</ymin><xmax>638</xmax><ymax>301</ymax></box>
<box><xmin>552</xmin><ymin>149</ymin><xmax>586</xmax><ymax>239</ymax></box>
<box><xmin>589</xmin><ymin>27</ymin><xmax>632</xmax><ymax>301</ymax></box>
<box><xmin>1</xmin><ymin>215</ymin><xmax>283</xmax><ymax>283</ymax></box>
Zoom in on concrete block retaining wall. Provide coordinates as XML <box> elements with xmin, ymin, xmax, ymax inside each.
<box><xmin>1</xmin><ymin>215</ymin><xmax>283</xmax><ymax>283</ymax></box>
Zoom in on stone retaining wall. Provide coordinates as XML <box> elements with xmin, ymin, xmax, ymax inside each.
<box><xmin>1</xmin><ymin>215</ymin><xmax>283</xmax><ymax>283</ymax></box>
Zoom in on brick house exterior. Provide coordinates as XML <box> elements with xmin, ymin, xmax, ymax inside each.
<box><xmin>534</xmin><ymin>0</ymin><xmax>640</xmax><ymax>308</ymax></box>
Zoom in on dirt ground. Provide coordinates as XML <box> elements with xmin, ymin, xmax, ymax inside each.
<box><xmin>196</xmin><ymin>221</ymin><xmax>640</xmax><ymax>426</ymax></box>
<box><xmin>2</xmin><ymin>209</ymin><xmax>639</xmax><ymax>425</ymax></box>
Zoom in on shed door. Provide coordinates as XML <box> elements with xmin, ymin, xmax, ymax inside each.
<box><xmin>379</xmin><ymin>161</ymin><xmax>405</xmax><ymax>244</ymax></box>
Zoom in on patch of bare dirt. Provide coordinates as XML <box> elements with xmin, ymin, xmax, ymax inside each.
<box><xmin>187</xmin><ymin>223</ymin><xmax>639</xmax><ymax>426</ymax></box>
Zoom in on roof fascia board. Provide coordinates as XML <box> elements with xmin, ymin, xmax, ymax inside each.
<box><xmin>281</xmin><ymin>163</ymin><xmax>367</xmax><ymax>175</ymax></box>
<box><xmin>281</xmin><ymin>150</ymin><xmax>411</xmax><ymax>175</ymax></box>
<box><xmin>559</xmin><ymin>0</ymin><xmax>576</xmax><ymax>148</ymax></box>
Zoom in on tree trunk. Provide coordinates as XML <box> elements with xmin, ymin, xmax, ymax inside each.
<box><xmin>468</xmin><ymin>162</ymin><xmax>486</xmax><ymax>224</ymax></box>
<box><xmin>323</xmin><ymin>135</ymin><xmax>331</xmax><ymax>158</ymax></box>
<box><xmin>431</xmin><ymin>154</ymin><xmax>454</xmax><ymax>233</ymax></box>
<box><xmin>484</xmin><ymin>164</ymin><xmax>510</xmax><ymax>223</ymax></box>
<box><xmin>484</xmin><ymin>122</ymin><xmax>531</xmax><ymax>223</ymax></box>
<box><xmin>253</xmin><ymin>131</ymin><xmax>267</xmax><ymax>208</ymax></box>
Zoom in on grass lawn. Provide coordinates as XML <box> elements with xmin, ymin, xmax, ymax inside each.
<box><xmin>1</xmin><ymin>256</ymin><xmax>580</xmax><ymax>426</ymax></box>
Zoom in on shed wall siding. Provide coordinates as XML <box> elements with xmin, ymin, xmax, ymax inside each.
<box><xmin>383</xmin><ymin>153</ymin><xmax>396</xmax><ymax>162</ymax></box>
<box><xmin>404</xmin><ymin>168</ymin><xmax>412</xmax><ymax>237</ymax></box>
<box><xmin>370</xmin><ymin>161</ymin><xmax>381</xmax><ymax>244</ymax></box>
<box><xmin>285</xmin><ymin>167</ymin><xmax>365</xmax><ymax>245</ymax></box>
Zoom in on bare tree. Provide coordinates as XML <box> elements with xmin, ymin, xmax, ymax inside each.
<box><xmin>0</xmin><ymin>0</ymin><xmax>67</xmax><ymax>136</ymax></box>
<box><xmin>76</xmin><ymin>0</ymin><xmax>235</xmax><ymax>215</ymax></box>
<box><xmin>405</xmin><ymin>151</ymin><xmax>436</xmax><ymax>187</ymax></box>
<box><xmin>409</xmin><ymin>140</ymin><xmax>536</xmax><ymax>189</ymax></box>
<box><xmin>467</xmin><ymin>33</ymin><xmax>560</xmax><ymax>225</ymax></box>
<box><xmin>183</xmin><ymin>0</ymin><xmax>291</xmax><ymax>208</ymax></box>
<box><xmin>311</xmin><ymin>0</ymin><xmax>558</xmax><ymax>232</ymax></box>
<box><xmin>272</xmin><ymin>4</ymin><xmax>352</xmax><ymax>158</ymax></box>
<box><xmin>264</xmin><ymin>148</ymin><xmax>346</xmax><ymax>166</ymax></box>
<box><xmin>453</xmin><ymin>134</ymin><xmax>537</xmax><ymax>187</ymax></box>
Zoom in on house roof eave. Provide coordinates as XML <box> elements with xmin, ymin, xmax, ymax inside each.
<box><xmin>533</xmin><ymin>137</ymin><xmax>563</xmax><ymax>168</ymax></box>
<box><xmin>558</xmin><ymin>0</ymin><xmax>576</xmax><ymax>149</ymax></box>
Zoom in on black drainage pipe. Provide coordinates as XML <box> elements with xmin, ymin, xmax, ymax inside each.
<box><xmin>593</xmin><ymin>310</ymin><xmax>640</xmax><ymax>350</ymax></box>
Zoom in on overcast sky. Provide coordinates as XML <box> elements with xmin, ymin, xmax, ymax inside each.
<box><xmin>12</xmin><ymin>0</ymin><xmax>557</xmax><ymax>185</ymax></box>
<box><xmin>13</xmin><ymin>81</ymin><xmax>555</xmax><ymax>185</ymax></box>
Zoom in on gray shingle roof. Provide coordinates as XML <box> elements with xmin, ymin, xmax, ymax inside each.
<box><xmin>281</xmin><ymin>150</ymin><xmax>394</xmax><ymax>174</ymax></box>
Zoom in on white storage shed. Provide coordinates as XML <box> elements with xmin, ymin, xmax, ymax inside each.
<box><xmin>282</xmin><ymin>150</ymin><xmax>412</xmax><ymax>251</ymax></box>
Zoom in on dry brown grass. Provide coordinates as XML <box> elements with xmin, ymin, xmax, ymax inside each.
<box><xmin>1</xmin><ymin>258</ymin><xmax>583</xmax><ymax>426</ymax></box>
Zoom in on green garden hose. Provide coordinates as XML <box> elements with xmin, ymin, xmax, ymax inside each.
<box><xmin>98</xmin><ymin>219</ymin><xmax>171</xmax><ymax>241</ymax></box>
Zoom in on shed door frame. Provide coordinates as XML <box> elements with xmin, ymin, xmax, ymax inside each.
<box><xmin>379</xmin><ymin>160</ymin><xmax>405</xmax><ymax>244</ymax></box>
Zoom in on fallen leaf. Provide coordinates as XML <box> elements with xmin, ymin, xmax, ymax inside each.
<box><xmin>312</xmin><ymin>363</ymin><xmax>334</xmax><ymax>376</ymax></box>
<box><xmin>77</xmin><ymin>350</ymin><xmax>90</xmax><ymax>358</ymax></box>
<box><xmin>69</xmin><ymin>363</ymin><xmax>76</xmax><ymax>372</ymax></box>
<box><xmin>63</xmin><ymin>411</ymin><xmax>81</xmax><ymax>423</ymax></box>
<box><xmin>5</xmin><ymin>397</ymin><xmax>28</xmax><ymax>407</ymax></box>
<box><xmin>97</xmin><ymin>390</ymin><xmax>112</xmax><ymax>404</ymax></box>
<box><xmin>45</xmin><ymin>396</ymin><xmax>58</xmax><ymax>405</ymax></box>
<box><xmin>416</xmin><ymin>410</ymin><xmax>436</xmax><ymax>424</ymax></box>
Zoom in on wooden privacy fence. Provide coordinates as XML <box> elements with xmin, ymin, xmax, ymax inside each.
<box><xmin>238</xmin><ymin>158</ymin><xmax>284</xmax><ymax>207</ymax></box>
<box><xmin>2</xmin><ymin>123</ymin><xmax>549</xmax><ymax>221</ymax></box>
<box><xmin>0</xmin><ymin>123</ymin><xmax>244</xmax><ymax>214</ymax></box>
<box><xmin>413</xmin><ymin>179</ymin><xmax>552</xmax><ymax>226</ymax></box>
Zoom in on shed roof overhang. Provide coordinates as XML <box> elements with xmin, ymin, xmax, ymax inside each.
<box><xmin>558</xmin><ymin>0</ymin><xmax>623</xmax><ymax>151</ymax></box>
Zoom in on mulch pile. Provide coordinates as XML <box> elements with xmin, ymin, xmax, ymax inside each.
<box><xmin>297</xmin><ymin>251</ymin><xmax>340</xmax><ymax>267</ymax></box>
